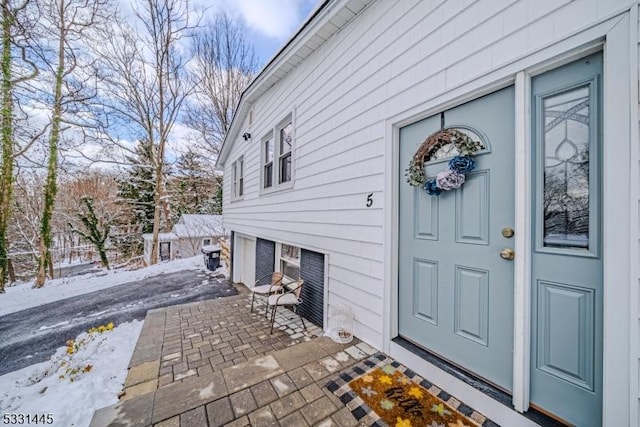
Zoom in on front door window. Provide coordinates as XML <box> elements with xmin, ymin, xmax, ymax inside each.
<box><xmin>542</xmin><ymin>86</ymin><xmax>591</xmax><ymax>250</ymax></box>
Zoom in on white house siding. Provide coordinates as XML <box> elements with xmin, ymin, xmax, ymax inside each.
<box><xmin>636</xmin><ymin>7</ymin><xmax>640</xmax><ymax>423</ymax></box>
<box><xmin>223</xmin><ymin>0</ymin><xmax>633</xmax><ymax>350</ymax></box>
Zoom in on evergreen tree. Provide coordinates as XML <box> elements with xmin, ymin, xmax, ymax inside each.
<box><xmin>114</xmin><ymin>140</ymin><xmax>157</xmax><ymax>257</ymax></box>
<box><xmin>117</xmin><ymin>140</ymin><xmax>156</xmax><ymax>233</ymax></box>
<box><xmin>168</xmin><ymin>149</ymin><xmax>218</xmax><ymax>222</ymax></box>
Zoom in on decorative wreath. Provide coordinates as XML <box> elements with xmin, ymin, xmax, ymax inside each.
<box><xmin>405</xmin><ymin>128</ymin><xmax>483</xmax><ymax>196</ymax></box>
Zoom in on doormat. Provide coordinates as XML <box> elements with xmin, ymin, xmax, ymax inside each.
<box><xmin>326</xmin><ymin>354</ymin><xmax>500</xmax><ymax>427</ymax></box>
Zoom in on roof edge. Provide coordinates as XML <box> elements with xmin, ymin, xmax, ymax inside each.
<box><xmin>216</xmin><ymin>0</ymin><xmax>372</xmax><ymax>168</ymax></box>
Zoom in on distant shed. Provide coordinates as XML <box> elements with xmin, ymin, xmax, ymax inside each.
<box><xmin>142</xmin><ymin>214</ymin><xmax>226</xmax><ymax>264</ymax></box>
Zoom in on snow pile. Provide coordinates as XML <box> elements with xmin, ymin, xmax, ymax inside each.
<box><xmin>0</xmin><ymin>320</ymin><xmax>143</xmax><ymax>427</ymax></box>
<box><xmin>0</xmin><ymin>255</ymin><xmax>207</xmax><ymax>316</ymax></box>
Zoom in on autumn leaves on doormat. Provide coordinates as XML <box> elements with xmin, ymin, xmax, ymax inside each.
<box><xmin>326</xmin><ymin>354</ymin><xmax>500</xmax><ymax>427</ymax></box>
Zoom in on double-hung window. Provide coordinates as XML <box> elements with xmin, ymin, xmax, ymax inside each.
<box><xmin>263</xmin><ymin>136</ymin><xmax>274</xmax><ymax>189</ymax></box>
<box><xmin>279</xmin><ymin>122</ymin><xmax>292</xmax><ymax>184</ymax></box>
<box><xmin>261</xmin><ymin>113</ymin><xmax>294</xmax><ymax>192</ymax></box>
<box><xmin>231</xmin><ymin>156</ymin><xmax>244</xmax><ymax>200</ymax></box>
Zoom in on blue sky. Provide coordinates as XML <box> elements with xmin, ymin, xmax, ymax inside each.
<box><xmin>200</xmin><ymin>0</ymin><xmax>318</xmax><ymax>67</ymax></box>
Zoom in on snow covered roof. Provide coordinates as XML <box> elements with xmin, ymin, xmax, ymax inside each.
<box><xmin>142</xmin><ymin>232</ymin><xmax>177</xmax><ymax>241</ymax></box>
<box><xmin>173</xmin><ymin>214</ymin><xmax>225</xmax><ymax>238</ymax></box>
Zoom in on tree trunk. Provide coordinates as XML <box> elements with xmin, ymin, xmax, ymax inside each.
<box><xmin>150</xmin><ymin>52</ymin><xmax>168</xmax><ymax>265</ymax></box>
<box><xmin>0</xmin><ymin>0</ymin><xmax>14</xmax><ymax>293</ymax></box>
<box><xmin>35</xmin><ymin>4</ymin><xmax>65</xmax><ymax>287</ymax></box>
<box><xmin>149</xmin><ymin>157</ymin><xmax>164</xmax><ymax>265</ymax></box>
<box><xmin>98</xmin><ymin>243</ymin><xmax>109</xmax><ymax>270</ymax></box>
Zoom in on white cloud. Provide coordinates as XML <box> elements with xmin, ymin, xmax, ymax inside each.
<box><xmin>196</xmin><ymin>0</ymin><xmax>315</xmax><ymax>40</ymax></box>
<box><xmin>234</xmin><ymin>0</ymin><xmax>305</xmax><ymax>39</ymax></box>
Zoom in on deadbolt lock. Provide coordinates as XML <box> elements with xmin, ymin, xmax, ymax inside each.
<box><xmin>500</xmin><ymin>248</ymin><xmax>515</xmax><ymax>260</ymax></box>
<box><xmin>501</xmin><ymin>227</ymin><xmax>515</xmax><ymax>238</ymax></box>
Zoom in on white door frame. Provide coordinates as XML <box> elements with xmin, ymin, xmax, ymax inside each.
<box><xmin>232</xmin><ymin>232</ymin><xmax>256</xmax><ymax>285</ymax></box>
<box><xmin>383</xmin><ymin>6</ymin><xmax>638</xmax><ymax>426</ymax></box>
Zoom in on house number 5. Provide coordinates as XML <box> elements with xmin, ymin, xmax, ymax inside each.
<box><xmin>366</xmin><ymin>193</ymin><xmax>373</xmax><ymax>207</ymax></box>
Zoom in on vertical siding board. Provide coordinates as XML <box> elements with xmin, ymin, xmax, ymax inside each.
<box><xmin>636</xmin><ymin>6</ymin><xmax>640</xmax><ymax>419</ymax></box>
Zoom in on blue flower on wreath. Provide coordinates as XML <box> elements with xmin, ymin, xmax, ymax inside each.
<box><xmin>448</xmin><ymin>155</ymin><xmax>476</xmax><ymax>174</ymax></box>
<box><xmin>424</xmin><ymin>179</ymin><xmax>441</xmax><ymax>196</ymax></box>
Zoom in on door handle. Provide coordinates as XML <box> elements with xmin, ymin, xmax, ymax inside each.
<box><xmin>500</xmin><ymin>248</ymin><xmax>515</xmax><ymax>260</ymax></box>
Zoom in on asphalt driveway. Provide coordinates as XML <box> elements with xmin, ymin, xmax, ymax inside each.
<box><xmin>0</xmin><ymin>268</ymin><xmax>238</xmax><ymax>375</ymax></box>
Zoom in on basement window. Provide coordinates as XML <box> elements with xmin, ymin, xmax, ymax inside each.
<box><xmin>280</xmin><ymin>243</ymin><xmax>300</xmax><ymax>280</ymax></box>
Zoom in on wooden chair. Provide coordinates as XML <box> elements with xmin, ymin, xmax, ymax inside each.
<box><xmin>250</xmin><ymin>272</ymin><xmax>284</xmax><ymax>317</ymax></box>
<box><xmin>268</xmin><ymin>279</ymin><xmax>306</xmax><ymax>333</ymax></box>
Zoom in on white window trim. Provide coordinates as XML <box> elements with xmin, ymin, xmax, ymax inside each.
<box><xmin>275</xmin><ymin>242</ymin><xmax>300</xmax><ymax>282</ymax></box>
<box><xmin>231</xmin><ymin>156</ymin><xmax>244</xmax><ymax>201</ymax></box>
<box><xmin>261</xmin><ymin>131</ymin><xmax>274</xmax><ymax>190</ymax></box>
<box><xmin>260</xmin><ymin>111</ymin><xmax>295</xmax><ymax>194</ymax></box>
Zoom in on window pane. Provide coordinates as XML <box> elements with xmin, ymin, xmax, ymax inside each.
<box><xmin>281</xmin><ymin>260</ymin><xmax>300</xmax><ymax>280</ymax></box>
<box><xmin>542</xmin><ymin>86</ymin><xmax>590</xmax><ymax>249</ymax></box>
<box><xmin>232</xmin><ymin>162</ymin><xmax>237</xmax><ymax>197</ymax></box>
<box><xmin>239</xmin><ymin>177</ymin><xmax>243</xmax><ymax>196</ymax></box>
<box><xmin>265</xmin><ymin>140</ymin><xmax>273</xmax><ymax>163</ymax></box>
<box><xmin>264</xmin><ymin>163</ymin><xmax>273</xmax><ymax>188</ymax></box>
<box><xmin>280</xmin><ymin>123</ymin><xmax>292</xmax><ymax>154</ymax></box>
<box><xmin>281</xmin><ymin>244</ymin><xmax>299</xmax><ymax>260</ymax></box>
<box><xmin>280</xmin><ymin>153</ymin><xmax>291</xmax><ymax>183</ymax></box>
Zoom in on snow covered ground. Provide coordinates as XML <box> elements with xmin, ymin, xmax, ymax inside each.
<box><xmin>0</xmin><ymin>255</ymin><xmax>223</xmax><ymax>427</ymax></box>
<box><xmin>0</xmin><ymin>255</ymin><xmax>205</xmax><ymax>316</ymax></box>
<box><xmin>0</xmin><ymin>320</ymin><xmax>143</xmax><ymax>427</ymax></box>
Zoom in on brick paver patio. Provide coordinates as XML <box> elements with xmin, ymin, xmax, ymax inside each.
<box><xmin>89</xmin><ymin>283</ymin><xmax>371</xmax><ymax>426</ymax></box>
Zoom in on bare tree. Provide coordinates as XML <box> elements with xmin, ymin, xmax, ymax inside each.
<box><xmin>33</xmin><ymin>0</ymin><xmax>112</xmax><ymax>287</ymax></box>
<box><xmin>184</xmin><ymin>12</ymin><xmax>257</xmax><ymax>157</ymax></box>
<box><xmin>58</xmin><ymin>170</ymin><xmax>120</xmax><ymax>267</ymax></box>
<box><xmin>0</xmin><ymin>0</ymin><xmax>39</xmax><ymax>292</ymax></box>
<box><xmin>8</xmin><ymin>169</ymin><xmax>44</xmax><ymax>277</ymax></box>
<box><xmin>97</xmin><ymin>0</ymin><xmax>195</xmax><ymax>265</ymax></box>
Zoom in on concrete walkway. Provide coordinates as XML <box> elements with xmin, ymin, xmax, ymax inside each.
<box><xmin>89</xmin><ymin>285</ymin><xmax>372</xmax><ymax>426</ymax></box>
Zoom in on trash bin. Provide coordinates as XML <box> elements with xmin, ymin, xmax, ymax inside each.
<box><xmin>201</xmin><ymin>245</ymin><xmax>221</xmax><ymax>271</ymax></box>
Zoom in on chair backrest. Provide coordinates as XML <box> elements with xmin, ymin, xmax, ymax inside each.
<box><xmin>289</xmin><ymin>279</ymin><xmax>303</xmax><ymax>299</ymax></box>
<box><xmin>271</xmin><ymin>272</ymin><xmax>284</xmax><ymax>285</ymax></box>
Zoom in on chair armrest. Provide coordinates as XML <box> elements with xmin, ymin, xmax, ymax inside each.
<box><xmin>281</xmin><ymin>280</ymin><xmax>301</xmax><ymax>293</ymax></box>
<box><xmin>254</xmin><ymin>272</ymin><xmax>283</xmax><ymax>287</ymax></box>
<box><xmin>268</xmin><ymin>283</ymin><xmax>283</xmax><ymax>293</ymax></box>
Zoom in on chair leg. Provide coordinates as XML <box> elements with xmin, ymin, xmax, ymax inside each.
<box><xmin>270</xmin><ymin>305</ymin><xmax>278</xmax><ymax>334</ymax></box>
<box><xmin>295</xmin><ymin>306</ymin><xmax>306</xmax><ymax>330</ymax></box>
<box><xmin>250</xmin><ymin>293</ymin><xmax>255</xmax><ymax>313</ymax></box>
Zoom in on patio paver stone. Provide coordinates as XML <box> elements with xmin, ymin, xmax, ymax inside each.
<box><xmin>223</xmin><ymin>355</ymin><xmax>283</xmax><ymax>393</ymax></box>
<box><xmin>152</xmin><ymin>371</ymin><xmax>227</xmax><ymax>423</ymax></box>
<box><xmin>205</xmin><ymin>398</ymin><xmax>234</xmax><ymax>427</ymax></box>
<box><xmin>89</xmin><ymin>284</ymin><xmax>360</xmax><ymax>427</ymax></box>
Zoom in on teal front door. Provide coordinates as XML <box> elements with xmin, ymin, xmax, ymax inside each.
<box><xmin>530</xmin><ymin>53</ymin><xmax>603</xmax><ymax>426</ymax></box>
<box><xmin>398</xmin><ymin>86</ymin><xmax>515</xmax><ymax>392</ymax></box>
